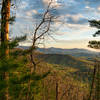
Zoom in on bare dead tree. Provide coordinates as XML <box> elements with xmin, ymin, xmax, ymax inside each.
<box><xmin>29</xmin><ymin>0</ymin><xmax>58</xmax><ymax>72</ymax></box>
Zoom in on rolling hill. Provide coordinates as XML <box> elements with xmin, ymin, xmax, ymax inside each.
<box><xmin>37</xmin><ymin>53</ymin><xmax>93</xmax><ymax>71</ymax></box>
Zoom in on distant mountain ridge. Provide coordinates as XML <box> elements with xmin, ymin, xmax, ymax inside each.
<box><xmin>38</xmin><ymin>47</ymin><xmax>97</xmax><ymax>53</ymax></box>
<box><xmin>18</xmin><ymin>46</ymin><xmax>99</xmax><ymax>58</ymax></box>
<box><xmin>37</xmin><ymin>47</ymin><xmax>99</xmax><ymax>58</ymax></box>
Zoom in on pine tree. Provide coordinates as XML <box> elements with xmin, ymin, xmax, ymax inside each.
<box><xmin>1</xmin><ymin>0</ymin><xmax>11</xmax><ymax>57</ymax></box>
<box><xmin>88</xmin><ymin>20</ymin><xmax>100</xmax><ymax>100</ymax></box>
<box><xmin>88</xmin><ymin>20</ymin><xmax>100</xmax><ymax>49</ymax></box>
<box><xmin>0</xmin><ymin>1</ymin><xmax>11</xmax><ymax>100</ymax></box>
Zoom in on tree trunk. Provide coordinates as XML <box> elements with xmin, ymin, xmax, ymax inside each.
<box><xmin>56</xmin><ymin>82</ymin><xmax>58</xmax><ymax>100</ymax></box>
<box><xmin>1</xmin><ymin>1</ymin><xmax>10</xmax><ymax>100</ymax></box>
<box><xmin>1</xmin><ymin>0</ymin><xmax>10</xmax><ymax>57</ymax></box>
<box><xmin>88</xmin><ymin>61</ymin><xmax>100</xmax><ymax>100</ymax></box>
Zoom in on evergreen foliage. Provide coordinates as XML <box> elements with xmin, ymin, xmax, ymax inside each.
<box><xmin>88</xmin><ymin>20</ymin><xmax>100</xmax><ymax>49</ymax></box>
<box><xmin>88</xmin><ymin>20</ymin><xmax>100</xmax><ymax>100</ymax></box>
<box><xmin>0</xmin><ymin>37</ymin><xmax>51</xmax><ymax>99</ymax></box>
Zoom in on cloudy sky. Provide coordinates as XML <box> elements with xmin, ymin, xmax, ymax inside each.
<box><xmin>11</xmin><ymin>0</ymin><xmax>100</xmax><ymax>50</ymax></box>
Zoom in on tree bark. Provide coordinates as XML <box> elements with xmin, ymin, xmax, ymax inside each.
<box><xmin>56</xmin><ymin>82</ymin><xmax>58</xmax><ymax>100</ymax></box>
<box><xmin>1</xmin><ymin>0</ymin><xmax>10</xmax><ymax>57</ymax></box>
<box><xmin>1</xmin><ymin>1</ymin><xmax>10</xmax><ymax>100</ymax></box>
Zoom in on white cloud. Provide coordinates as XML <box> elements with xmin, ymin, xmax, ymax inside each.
<box><xmin>85</xmin><ymin>6</ymin><xmax>95</xmax><ymax>12</ymax></box>
<box><xmin>43</xmin><ymin>0</ymin><xmax>61</xmax><ymax>8</ymax></box>
<box><xmin>26</xmin><ymin>10</ymin><xmax>38</xmax><ymax>17</ymax></box>
<box><xmin>85</xmin><ymin>6</ymin><xmax>90</xmax><ymax>9</ymax></box>
<box><xmin>32</xmin><ymin>10</ymin><xmax>38</xmax><ymax>14</ymax></box>
<box><xmin>66</xmin><ymin>14</ymin><xmax>85</xmax><ymax>22</ymax></box>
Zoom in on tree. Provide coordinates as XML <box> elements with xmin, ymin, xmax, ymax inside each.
<box><xmin>88</xmin><ymin>20</ymin><xmax>100</xmax><ymax>49</ymax></box>
<box><xmin>29</xmin><ymin>0</ymin><xmax>58</xmax><ymax>72</ymax></box>
<box><xmin>1</xmin><ymin>0</ymin><xmax>11</xmax><ymax>57</ymax></box>
<box><xmin>0</xmin><ymin>0</ymin><xmax>16</xmax><ymax>57</ymax></box>
<box><xmin>0</xmin><ymin>1</ymin><xmax>11</xmax><ymax>100</ymax></box>
<box><xmin>0</xmin><ymin>1</ymin><xmax>19</xmax><ymax>100</ymax></box>
<box><xmin>88</xmin><ymin>20</ymin><xmax>100</xmax><ymax>100</ymax></box>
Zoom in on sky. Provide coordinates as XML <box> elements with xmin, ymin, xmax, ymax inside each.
<box><xmin>10</xmin><ymin>0</ymin><xmax>100</xmax><ymax>50</ymax></box>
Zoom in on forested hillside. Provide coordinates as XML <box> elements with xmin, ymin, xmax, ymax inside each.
<box><xmin>0</xmin><ymin>49</ymin><xmax>91</xmax><ymax>100</ymax></box>
<box><xmin>37</xmin><ymin>53</ymin><xmax>93</xmax><ymax>69</ymax></box>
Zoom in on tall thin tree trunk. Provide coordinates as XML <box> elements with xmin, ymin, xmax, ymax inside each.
<box><xmin>88</xmin><ymin>61</ymin><xmax>100</xmax><ymax>100</ymax></box>
<box><xmin>1</xmin><ymin>0</ymin><xmax>10</xmax><ymax>57</ymax></box>
<box><xmin>1</xmin><ymin>1</ymin><xmax>11</xmax><ymax>100</ymax></box>
<box><xmin>56</xmin><ymin>82</ymin><xmax>58</xmax><ymax>100</ymax></box>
